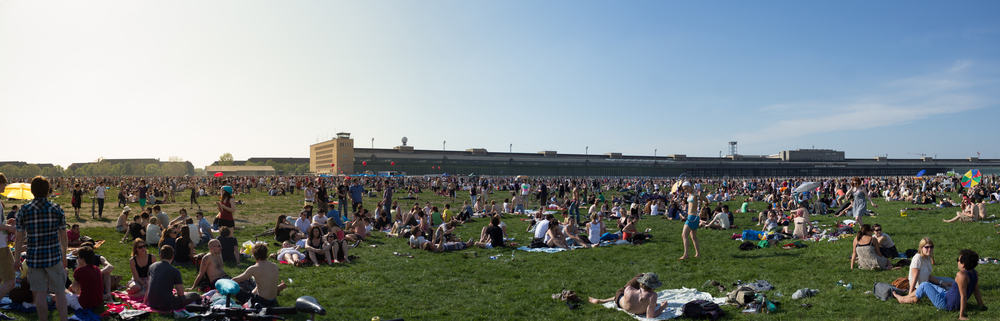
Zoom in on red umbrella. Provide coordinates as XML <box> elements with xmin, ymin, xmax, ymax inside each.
<box><xmin>213</xmin><ymin>172</ymin><xmax>224</xmax><ymax>177</ymax></box>
<box><xmin>362</xmin><ymin>161</ymin><xmax>367</xmax><ymax>166</ymax></box>
<box><xmin>390</xmin><ymin>161</ymin><xmax>396</xmax><ymax>166</ymax></box>
<box><xmin>330</xmin><ymin>163</ymin><xmax>335</xmax><ymax>167</ymax></box>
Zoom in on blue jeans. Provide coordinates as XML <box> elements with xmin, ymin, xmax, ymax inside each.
<box><xmin>471</xmin><ymin>195</ymin><xmax>478</xmax><ymax>205</ymax></box>
<box><xmin>338</xmin><ymin>198</ymin><xmax>348</xmax><ymax>220</ymax></box>
<box><xmin>568</xmin><ymin>202</ymin><xmax>580</xmax><ymax>222</ymax></box>
<box><xmin>515</xmin><ymin>204</ymin><xmax>525</xmax><ymax>214</ymax></box>
<box><xmin>915</xmin><ymin>277</ymin><xmax>954</xmax><ymax>310</ymax></box>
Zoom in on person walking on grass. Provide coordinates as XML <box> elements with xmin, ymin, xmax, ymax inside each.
<box><xmin>837</xmin><ymin>177</ymin><xmax>877</xmax><ymax>227</ymax></box>
<box><xmin>94</xmin><ymin>180</ymin><xmax>106</xmax><ymax>219</ymax></box>
<box><xmin>15</xmin><ymin>176</ymin><xmax>68</xmax><ymax>321</ymax></box>
<box><xmin>679</xmin><ymin>182</ymin><xmax>705</xmax><ymax>260</ymax></box>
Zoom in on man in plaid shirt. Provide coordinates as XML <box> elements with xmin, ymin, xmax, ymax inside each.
<box><xmin>15</xmin><ymin>176</ymin><xmax>68</xmax><ymax>321</ymax></box>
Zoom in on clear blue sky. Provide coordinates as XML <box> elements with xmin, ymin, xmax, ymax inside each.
<box><xmin>1</xmin><ymin>0</ymin><xmax>998</xmax><ymax>167</ymax></box>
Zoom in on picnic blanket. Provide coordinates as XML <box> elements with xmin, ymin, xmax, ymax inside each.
<box><xmin>600</xmin><ymin>287</ymin><xmax>726</xmax><ymax>320</ymax></box>
<box><xmin>112</xmin><ymin>291</ymin><xmax>183</xmax><ymax>313</ymax></box>
<box><xmin>515</xmin><ymin>246</ymin><xmax>586</xmax><ymax>253</ymax></box>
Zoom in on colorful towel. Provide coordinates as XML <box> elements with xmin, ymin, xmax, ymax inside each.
<box><xmin>111</xmin><ymin>291</ymin><xmax>183</xmax><ymax>313</ymax></box>
<box><xmin>600</xmin><ymin>287</ymin><xmax>726</xmax><ymax>320</ymax></box>
<box><xmin>515</xmin><ymin>246</ymin><xmax>586</xmax><ymax>253</ymax></box>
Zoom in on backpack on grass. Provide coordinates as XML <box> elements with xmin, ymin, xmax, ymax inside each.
<box><xmin>682</xmin><ymin>299</ymin><xmax>724</xmax><ymax>320</ymax></box>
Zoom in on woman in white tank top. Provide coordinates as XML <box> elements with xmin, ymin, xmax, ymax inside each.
<box><xmin>587</xmin><ymin>213</ymin><xmax>605</xmax><ymax>245</ymax></box>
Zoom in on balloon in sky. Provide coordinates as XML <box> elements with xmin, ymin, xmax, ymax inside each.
<box><xmin>214</xmin><ymin>172</ymin><xmax>223</xmax><ymax>177</ymax></box>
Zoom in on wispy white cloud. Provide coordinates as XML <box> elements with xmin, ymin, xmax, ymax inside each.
<box><xmin>737</xmin><ymin>61</ymin><xmax>995</xmax><ymax>143</ymax></box>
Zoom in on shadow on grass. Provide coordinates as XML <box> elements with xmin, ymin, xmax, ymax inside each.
<box><xmin>729</xmin><ymin>252</ymin><xmax>803</xmax><ymax>259</ymax></box>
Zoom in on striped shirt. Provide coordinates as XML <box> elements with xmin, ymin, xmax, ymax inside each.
<box><xmin>16</xmin><ymin>197</ymin><xmax>66</xmax><ymax>268</ymax></box>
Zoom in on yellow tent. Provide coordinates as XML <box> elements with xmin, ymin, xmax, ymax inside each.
<box><xmin>2</xmin><ymin>183</ymin><xmax>33</xmax><ymax>200</ymax></box>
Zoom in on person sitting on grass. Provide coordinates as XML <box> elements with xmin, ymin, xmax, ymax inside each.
<box><xmin>326</xmin><ymin>221</ymin><xmax>350</xmax><ymax>263</ymax></box>
<box><xmin>173</xmin><ymin>226</ymin><xmax>195</xmax><ymax>265</ymax></box>
<box><xmin>586</xmin><ymin>213</ymin><xmax>606</xmax><ymax>245</ymax></box>
<box><xmin>944</xmin><ymin>196</ymin><xmax>979</xmax><ymax>223</ymax></box>
<box><xmin>850</xmin><ymin>224</ymin><xmax>893</xmax><ymax>270</ymax></box>
<box><xmin>116</xmin><ymin>207</ymin><xmax>131</xmax><ymax>233</ymax></box>
<box><xmin>274</xmin><ymin>215</ymin><xmax>300</xmax><ymax>243</ymax></box>
<box><xmin>563</xmin><ymin>215</ymin><xmax>592</xmax><ymax>247</ymax></box>
<box><xmin>588</xmin><ymin>272</ymin><xmax>666</xmax><ymax>318</ymax></box>
<box><xmin>546</xmin><ymin>217</ymin><xmax>570</xmax><ymax>249</ymax></box>
<box><xmin>144</xmin><ymin>245</ymin><xmax>201</xmax><ymax>311</ymax></box>
<box><xmin>67</xmin><ymin>224</ymin><xmax>83</xmax><ymax>247</ymax></box>
<box><xmin>703</xmin><ymin>206</ymin><xmax>731</xmax><ymax>230</ymax></box>
<box><xmin>126</xmin><ymin>239</ymin><xmax>153</xmax><ymax>297</ymax></box>
<box><xmin>303</xmin><ymin>225</ymin><xmax>332</xmax><ymax>267</ymax></box>
<box><xmin>894</xmin><ymin>249</ymin><xmax>985</xmax><ymax>320</ymax></box>
<box><xmin>145</xmin><ymin>217</ymin><xmax>161</xmax><ymax>247</ymax></box>
<box><xmin>478</xmin><ymin>215</ymin><xmax>507</xmax><ymax>249</ymax></box>
<box><xmin>232</xmin><ymin>244</ymin><xmax>287</xmax><ymax>308</ymax></box>
<box><xmin>158</xmin><ymin>228</ymin><xmax>177</xmax><ymax>253</ymax></box>
<box><xmin>70</xmin><ymin>246</ymin><xmax>104</xmax><ymax>311</ymax></box>
<box><xmin>190</xmin><ymin>239</ymin><xmax>229</xmax><ymax>292</ymax></box>
<box><xmin>344</xmin><ymin>213</ymin><xmax>370</xmax><ymax>243</ymax></box>
<box><xmin>218</xmin><ymin>226</ymin><xmax>240</xmax><ymax>265</ymax></box>
<box><xmin>873</xmin><ymin>224</ymin><xmax>899</xmax><ymax>258</ymax></box>
<box><xmin>124</xmin><ymin>214</ymin><xmax>145</xmax><ymax>244</ymax></box>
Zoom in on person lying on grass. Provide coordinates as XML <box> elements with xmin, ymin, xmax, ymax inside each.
<box><xmin>894</xmin><ymin>249</ymin><xmax>985</xmax><ymax>320</ymax></box>
<box><xmin>588</xmin><ymin>272</ymin><xmax>666</xmax><ymax>318</ymax></box>
<box><xmin>276</xmin><ymin>241</ymin><xmax>305</xmax><ymax>264</ymax></box>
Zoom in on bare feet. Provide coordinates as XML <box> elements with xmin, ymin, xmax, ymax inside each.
<box><xmin>679</xmin><ymin>255</ymin><xmax>688</xmax><ymax>260</ymax></box>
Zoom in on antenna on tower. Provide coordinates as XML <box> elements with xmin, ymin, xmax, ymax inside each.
<box><xmin>728</xmin><ymin>141</ymin><xmax>738</xmax><ymax>156</ymax></box>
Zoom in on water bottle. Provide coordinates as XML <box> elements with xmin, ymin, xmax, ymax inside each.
<box><xmin>900</xmin><ymin>208</ymin><xmax>907</xmax><ymax>217</ymax></box>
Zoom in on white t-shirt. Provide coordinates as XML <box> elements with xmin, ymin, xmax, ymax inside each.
<box><xmin>95</xmin><ymin>186</ymin><xmax>106</xmax><ymax>199</ymax></box>
<box><xmin>295</xmin><ymin>217</ymin><xmax>311</xmax><ymax>234</ymax></box>
<box><xmin>521</xmin><ymin>183</ymin><xmax>531</xmax><ymax>196</ymax></box>
<box><xmin>409</xmin><ymin>235</ymin><xmax>428</xmax><ymax>248</ymax></box>
<box><xmin>711</xmin><ymin>212</ymin><xmax>731</xmax><ymax>229</ymax></box>
<box><xmin>312</xmin><ymin>214</ymin><xmax>328</xmax><ymax>227</ymax></box>
<box><xmin>533</xmin><ymin>219</ymin><xmax>550</xmax><ymax>240</ymax></box>
<box><xmin>877</xmin><ymin>233</ymin><xmax>895</xmax><ymax>248</ymax></box>
<box><xmin>909</xmin><ymin>254</ymin><xmax>933</xmax><ymax>287</ymax></box>
<box><xmin>188</xmin><ymin>223</ymin><xmax>201</xmax><ymax>245</ymax></box>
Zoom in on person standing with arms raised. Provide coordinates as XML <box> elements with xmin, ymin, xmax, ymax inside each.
<box><xmin>15</xmin><ymin>176</ymin><xmax>69</xmax><ymax>321</ymax></box>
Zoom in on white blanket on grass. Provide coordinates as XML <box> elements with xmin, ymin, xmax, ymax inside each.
<box><xmin>600</xmin><ymin>287</ymin><xmax>726</xmax><ymax>320</ymax></box>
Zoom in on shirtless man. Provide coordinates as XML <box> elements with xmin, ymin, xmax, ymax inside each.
<box><xmin>232</xmin><ymin>244</ymin><xmax>286</xmax><ymax>308</ymax></box>
<box><xmin>588</xmin><ymin>273</ymin><xmax>666</xmax><ymax>318</ymax></box>
<box><xmin>190</xmin><ymin>239</ymin><xmax>228</xmax><ymax>291</ymax></box>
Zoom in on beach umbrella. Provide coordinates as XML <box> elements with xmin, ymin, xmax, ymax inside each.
<box><xmin>1</xmin><ymin>183</ymin><xmax>33</xmax><ymax>200</ymax></box>
<box><xmin>214</xmin><ymin>172</ymin><xmax>224</xmax><ymax>178</ymax></box>
<box><xmin>793</xmin><ymin>182</ymin><xmax>820</xmax><ymax>194</ymax></box>
<box><xmin>961</xmin><ymin>169</ymin><xmax>981</xmax><ymax>188</ymax></box>
<box><xmin>916</xmin><ymin>169</ymin><xmax>926</xmax><ymax>177</ymax></box>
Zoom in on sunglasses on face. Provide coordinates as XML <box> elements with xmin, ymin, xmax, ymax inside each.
<box><xmin>923</xmin><ymin>245</ymin><xmax>934</xmax><ymax>249</ymax></box>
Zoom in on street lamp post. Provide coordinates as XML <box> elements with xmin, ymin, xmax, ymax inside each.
<box><xmin>443</xmin><ymin>140</ymin><xmax>446</xmax><ymax>151</ymax></box>
<box><xmin>585</xmin><ymin>146</ymin><xmax>589</xmax><ymax>156</ymax></box>
<box><xmin>654</xmin><ymin>148</ymin><xmax>657</xmax><ymax>158</ymax></box>
<box><xmin>371</xmin><ymin>138</ymin><xmax>374</xmax><ymax>149</ymax></box>
<box><xmin>509</xmin><ymin>143</ymin><xmax>512</xmax><ymax>153</ymax></box>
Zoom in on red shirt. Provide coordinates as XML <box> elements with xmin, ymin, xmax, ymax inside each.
<box><xmin>74</xmin><ymin>264</ymin><xmax>104</xmax><ymax>309</ymax></box>
<box><xmin>67</xmin><ymin>229</ymin><xmax>80</xmax><ymax>243</ymax></box>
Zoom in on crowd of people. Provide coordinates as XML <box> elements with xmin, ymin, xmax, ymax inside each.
<box><xmin>0</xmin><ymin>172</ymin><xmax>997</xmax><ymax>320</ymax></box>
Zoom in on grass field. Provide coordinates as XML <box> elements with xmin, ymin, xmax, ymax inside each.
<box><xmin>2</xmin><ymin>187</ymin><xmax>998</xmax><ymax>320</ymax></box>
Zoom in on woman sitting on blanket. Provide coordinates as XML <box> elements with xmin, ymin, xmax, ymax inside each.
<box><xmin>546</xmin><ymin>218</ymin><xmax>571</xmax><ymax>249</ymax></box>
<box><xmin>563</xmin><ymin>216</ymin><xmax>593</xmax><ymax>248</ymax></box>
<box><xmin>850</xmin><ymin>224</ymin><xmax>894</xmax><ymax>270</ymax></box>
<box><xmin>588</xmin><ymin>272</ymin><xmax>666</xmax><ymax>318</ymax></box>
<box><xmin>303</xmin><ymin>225</ymin><xmax>333</xmax><ymax>267</ymax></box>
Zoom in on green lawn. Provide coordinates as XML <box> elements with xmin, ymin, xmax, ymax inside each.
<box><xmin>3</xmin><ymin>187</ymin><xmax>998</xmax><ymax>320</ymax></box>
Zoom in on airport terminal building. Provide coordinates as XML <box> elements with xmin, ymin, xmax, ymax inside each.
<box><xmin>306</xmin><ymin>133</ymin><xmax>999</xmax><ymax>177</ymax></box>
